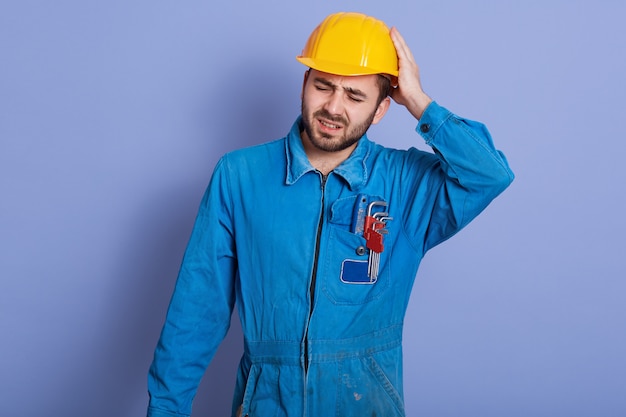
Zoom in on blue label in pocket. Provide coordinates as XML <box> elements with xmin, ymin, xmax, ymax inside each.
<box><xmin>340</xmin><ymin>259</ymin><xmax>375</xmax><ymax>284</ymax></box>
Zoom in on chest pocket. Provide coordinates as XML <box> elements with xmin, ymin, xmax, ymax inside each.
<box><xmin>321</xmin><ymin>194</ymin><xmax>391</xmax><ymax>305</ymax></box>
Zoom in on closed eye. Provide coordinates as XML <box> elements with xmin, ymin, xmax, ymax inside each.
<box><xmin>312</xmin><ymin>77</ymin><xmax>368</xmax><ymax>102</ymax></box>
<box><xmin>313</xmin><ymin>78</ymin><xmax>334</xmax><ymax>92</ymax></box>
<box><xmin>345</xmin><ymin>87</ymin><xmax>367</xmax><ymax>103</ymax></box>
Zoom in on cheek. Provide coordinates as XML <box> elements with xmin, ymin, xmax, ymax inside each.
<box><xmin>303</xmin><ymin>91</ymin><xmax>326</xmax><ymax>110</ymax></box>
<box><xmin>346</xmin><ymin>107</ymin><xmax>370</xmax><ymax>124</ymax></box>
<box><xmin>301</xmin><ymin>91</ymin><xmax>316</xmax><ymax>113</ymax></box>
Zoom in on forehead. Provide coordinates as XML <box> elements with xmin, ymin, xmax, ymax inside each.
<box><xmin>308</xmin><ymin>69</ymin><xmax>379</xmax><ymax>92</ymax></box>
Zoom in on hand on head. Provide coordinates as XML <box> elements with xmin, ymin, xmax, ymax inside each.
<box><xmin>389</xmin><ymin>27</ymin><xmax>432</xmax><ymax>120</ymax></box>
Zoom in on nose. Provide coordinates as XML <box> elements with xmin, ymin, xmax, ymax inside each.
<box><xmin>323</xmin><ymin>90</ymin><xmax>344</xmax><ymax>116</ymax></box>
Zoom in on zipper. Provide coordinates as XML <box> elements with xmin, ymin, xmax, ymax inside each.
<box><xmin>303</xmin><ymin>173</ymin><xmax>327</xmax><ymax>413</ymax></box>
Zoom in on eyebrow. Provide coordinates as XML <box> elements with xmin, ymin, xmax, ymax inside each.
<box><xmin>313</xmin><ymin>77</ymin><xmax>368</xmax><ymax>99</ymax></box>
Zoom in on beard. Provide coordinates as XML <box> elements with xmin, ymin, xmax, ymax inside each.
<box><xmin>301</xmin><ymin>102</ymin><xmax>377</xmax><ymax>153</ymax></box>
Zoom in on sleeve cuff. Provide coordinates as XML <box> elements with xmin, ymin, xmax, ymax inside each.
<box><xmin>415</xmin><ymin>101</ymin><xmax>453</xmax><ymax>144</ymax></box>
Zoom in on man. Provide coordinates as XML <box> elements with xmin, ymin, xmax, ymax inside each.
<box><xmin>147</xmin><ymin>12</ymin><xmax>514</xmax><ymax>417</ymax></box>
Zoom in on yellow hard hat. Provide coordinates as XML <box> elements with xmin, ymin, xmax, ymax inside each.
<box><xmin>296</xmin><ymin>12</ymin><xmax>399</xmax><ymax>78</ymax></box>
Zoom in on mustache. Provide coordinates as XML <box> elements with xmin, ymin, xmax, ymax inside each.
<box><xmin>313</xmin><ymin>109</ymin><xmax>347</xmax><ymax>126</ymax></box>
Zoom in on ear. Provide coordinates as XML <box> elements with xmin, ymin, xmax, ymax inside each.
<box><xmin>371</xmin><ymin>96</ymin><xmax>391</xmax><ymax>125</ymax></box>
<box><xmin>301</xmin><ymin>69</ymin><xmax>310</xmax><ymax>100</ymax></box>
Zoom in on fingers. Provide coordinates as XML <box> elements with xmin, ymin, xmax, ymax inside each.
<box><xmin>389</xmin><ymin>26</ymin><xmax>419</xmax><ymax>94</ymax></box>
<box><xmin>388</xmin><ymin>26</ymin><xmax>432</xmax><ymax>120</ymax></box>
<box><xmin>390</xmin><ymin>27</ymin><xmax>416</xmax><ymax>65</ymax></box>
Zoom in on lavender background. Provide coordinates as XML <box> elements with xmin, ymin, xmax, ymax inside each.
<box><xmin>1</xmin><ymin>1</ymin><xmax>625</xmax><ymax>416</ymax></box>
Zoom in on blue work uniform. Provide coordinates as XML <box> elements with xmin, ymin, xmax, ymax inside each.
<box><xmin>147</xmin><ymin>102</ymin><xmax>514</xmax><ymax>417</ymax></box>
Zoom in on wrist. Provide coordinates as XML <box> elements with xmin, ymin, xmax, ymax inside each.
<box><xmin>409</xmin><ymin>92</ymin><xmax>432</xmax><ymax>120</ymax></box>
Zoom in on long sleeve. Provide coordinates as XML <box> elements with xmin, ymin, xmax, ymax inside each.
<box><xmin>400</xmin><ymin>101</ymin><xmax>514</xmax><ymax>253</ymax></box>
<box><xmin>147</xmin><ymin>156</ymin><xmax>238</xmax><ymax>417</ymax></box>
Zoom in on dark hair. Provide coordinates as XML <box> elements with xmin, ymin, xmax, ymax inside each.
<box><xmin>376</xmin><ymin>75</ymin><xmax>392</xmax><ymax>105</ymax></box>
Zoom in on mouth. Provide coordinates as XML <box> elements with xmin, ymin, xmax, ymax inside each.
<box><xmin>317</xmin><ymin>118</ymin><xmax>343</xmax><ymax>133</ymax></box>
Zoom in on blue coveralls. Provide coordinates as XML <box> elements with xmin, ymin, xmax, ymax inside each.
<box><xmin>147</xmin><ymin>102</ymin><xmax>514</xmax><ymax>417</ymax></box>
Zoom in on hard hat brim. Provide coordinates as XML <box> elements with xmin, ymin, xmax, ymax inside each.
<box><xmin>296</xmin><ymin>56</ymin><xmax>399</xmax><ymax>78</ymax></box>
